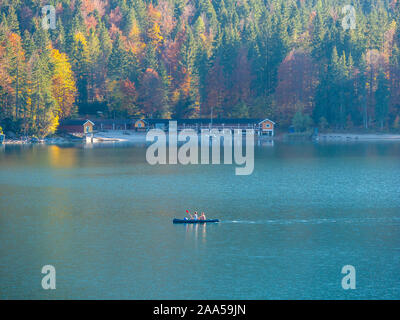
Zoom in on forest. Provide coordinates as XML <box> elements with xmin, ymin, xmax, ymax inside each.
<box><xmin>1</xmin><ymin>0</ymin><xmax>400</xmax><ymax>136</ymax></box>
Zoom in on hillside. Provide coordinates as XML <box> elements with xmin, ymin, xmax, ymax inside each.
<box><xmin>1</xmin><ymin>0</ymin><xmax>400</xmax><ymax>136</ymax></box>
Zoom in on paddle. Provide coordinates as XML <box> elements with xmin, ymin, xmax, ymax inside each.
<box><xmin>186</xmin><ymin>210</ymin><xmax>192</xmax><ymax>219</ymax></box>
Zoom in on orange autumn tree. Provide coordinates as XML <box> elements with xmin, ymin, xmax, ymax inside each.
<box><xmin>120</xmin><ymin>79</ymin><xmax>140</xmax><ymax>116</ymax></box>
<box><xmin>51</xmin><ymin>48</ymin><xmax>77</xmax><ymax>119</ymax></box>
<box><xmin>107</xmin><ymin>78</ymin><xmax>140</xmax><ymax>117</ymax></box>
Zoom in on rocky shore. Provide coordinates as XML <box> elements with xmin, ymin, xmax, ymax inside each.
<box><xmin>1</xmin><ymin>131</ymin><xmax>148</xmax><ymax>145</ymax></box>
<box><xmin>318</xmin><ymin>133</ymin><xmax>400</xmax><ymax>141</ymax></box>
<box><xmin>2</xmin><ymin>134</ymin><xmax>83</xmax><ymax>145</ymax></box>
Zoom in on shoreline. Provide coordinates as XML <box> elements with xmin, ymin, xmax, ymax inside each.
<box><xmin>2</xmin><ymin>131</ymin><xmax>400</xmax><ymax>145</ymax></box>
<box><xmin>317</xmin><ymin>133</ymin><xmax>400</xmax><ymax>141</ymax></box>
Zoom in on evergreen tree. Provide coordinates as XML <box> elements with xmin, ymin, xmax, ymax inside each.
<box><xmin>375</xmin><ymin>70</ymin><xmax>390</xmax><ymax>130</ymax></box>
<box><xmin>108</xmin><ymin>33</ymin><xmax>128</xmax><ymax>80</ymax></box>
<box><xmin>71</xmin><ymin>31</ymin><xmax>90</xmax><ymax>106</ymax></box>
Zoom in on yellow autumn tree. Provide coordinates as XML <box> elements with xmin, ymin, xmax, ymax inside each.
<box><xmin>51</xmin><ymin>48</ymin><xmax>77</xmax><ymax>119</ymax></box>
<box><xmin>147</xmin><ymin>4</ymin><xmax>163</xmax><ymax>48</ymax></box>
<box><xmin>126</xmin><ymin>13</ymin><xmax>146</xmax><ymax>57</ymax></box>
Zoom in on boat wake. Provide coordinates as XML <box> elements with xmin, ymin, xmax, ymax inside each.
<box><xmin>224</xmin><ymin>219</ymin><xmax>336</xmax><ymax>225</ymax></box>
<box><xmin>223</xmin><ymin>217</ymin><xmax>400</xmax><ymax>225</ymax></box>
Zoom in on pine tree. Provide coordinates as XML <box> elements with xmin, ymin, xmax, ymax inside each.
<box><xmin>28</xmin><ymin>51</ymin><xmax>58</xmax><ymax>137</ymax></box>
<box><xmin>87</xmin><ymin>29</ymin><xmax>100</xmax><ymax>102</ymax></box>
<box><xmin>7</xmin><ymin>6</ymin><xmax>20</xmax><ymax>34</ymax></box>
<box><xmin>6</xmin><ymin>32</ymin><xmax>26</xmax><ymax>121</ymax></box>
<box><xmin>108</xmin><ymin>33</ymin><xmax>128</xmax><ymax>80</ymax></box>
<box><xmin>71</xmin><ymin>31</ymin><xmax>90</xmax><ymax>106</ymax></box>
<box><xmin>375</xmin><ymin>70</ymin><xmax>390</xmax><ymax>130</ymax></box>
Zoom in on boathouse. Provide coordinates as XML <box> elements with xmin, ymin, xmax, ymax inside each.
<box><xmin>95</xmin><ymin>119</ymin><xmax>133</xmax><ymax>131</ymax></box>
<box><xmin>134</xmin><ymin>119</ymin><xmax>147</xmax><ymax>131</ymax></box>
<box><xmin>145</xmin><ymin>118</ymin><xmax>275</xmax><ymax>135</ymax></box>
<box><xmin>58</xmin><ymin>119</ymin><xmax>95</xmax><ymax>134</ymax></box>
<box><xmin>259</xmin><ymin>119</ymin><xmax>275</xmax><ymax>136</ymax></box>
<box><xmin>59</xmin><ymin>119</ymin><xmax>133</xmax><ymax>133</ymax></box>
<box><xmin>58</xmin><ymin>118</ymin><xmax>276</xmax><ymax>136</ymax></box>
<box><xmin>83</xmin><ymin>120</ymin><xmax>94</xmax><ymax>134</ymax></box>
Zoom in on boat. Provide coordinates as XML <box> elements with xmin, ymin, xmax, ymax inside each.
<box><xmin>173</xmin><ymin>218</ymin><xmax>219</xmax><ymax>224</ymax></box>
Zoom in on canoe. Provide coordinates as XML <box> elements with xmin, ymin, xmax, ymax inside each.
<box><xmin>173</xmin><ymin>218</ymin><xmax>219</xmax><ymax>224</ymax></box>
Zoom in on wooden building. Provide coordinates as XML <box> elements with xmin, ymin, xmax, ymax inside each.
<box><xmin>59</xmin><ymin>119</ymin><xmax>133</xmax><ymax>133</ymax></box>
<box><xmin>83</xmin><ymin>120</ymin><xmax>94</xmax><ymax>134</ymax></box>
<box><xmin>58</xmin><ymin>118</ymin><xmax>276</xmax><ymax>136</ymax></box>
<box><xmin>94</xmin><ymin>119</ymin><xmax>132</xmax><ymax>131</ymax></box>
<box><xmin>134</xmin><ymin>119</ymin><xmax>147</xmax><ymax>131</ymax></box>
<box><xmin>259</xmin><ymin>119</ymin><xmax>275</xmax><ymax>136</ymax></box>
<box><xmin>145</xmin><ymin>118</ymin><xmax>275</xmax><ymax>136</ymax></box>
<box><xmin>58</xmin><ymin>119</ymin><xmax>94</xmax><ymax>134</ymax></box>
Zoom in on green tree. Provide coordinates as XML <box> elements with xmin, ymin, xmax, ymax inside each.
<box><xmin>108</xmin><ymin>33</ymin><xmax>128</xmax><ymax>80</ymax></box>
<box><xmin>375</xmin><ymin>70</ymin><xmax>390</xmax><ymax>130</ymax></box>
<box><xmin>71</xmin><ymin>31</ymin><xmax>90</xmax><ymax>106</ymax></box>
<box><xmin>292</xmin><ymin>110</ymin><xmax>313</xmax><ymax>133</ymax></box>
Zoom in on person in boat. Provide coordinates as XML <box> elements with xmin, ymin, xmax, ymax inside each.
<box><xmin>193</xmin><ymin>211</ymin><xmax>199</xmax><ymax>220</ymax></box>
<box><xmin>199</xmin><ymin>212</ymin><xmax>206</xmax><ymax>220</ymax></box>
<box><xmin>184</xmin><ymin>210</ymin><xmax>193</xmax><ymax>220</ymax></box>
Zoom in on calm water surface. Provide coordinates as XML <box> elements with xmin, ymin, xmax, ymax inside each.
<box><xmin>1</xmin><ymin>141</ymin><xmax>400</xmax><ymax>299</ymax></box>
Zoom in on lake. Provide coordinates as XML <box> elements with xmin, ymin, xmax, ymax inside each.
<box><xmin>0</xmin><ymin>141</ymin><xmax>400</xmax><ymax>299</ymax></box>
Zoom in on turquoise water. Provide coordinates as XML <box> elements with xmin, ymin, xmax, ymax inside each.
<box><xmin>0</xmin><ymin>142</ymin><xmax>400</xmax><ymax>299</ymax></box>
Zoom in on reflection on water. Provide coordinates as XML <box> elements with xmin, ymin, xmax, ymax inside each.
<box><xmin>185</xmin><ymin>223</ymin><xmax>207</xmax><ymax>245</ymax></box>
<box><xmin>0</xmin><ymin>141</ymin><xmax>400</xmax><ymax>299</ymax></box>
<box><xmin>47</xmin><ymin>145</ymin><xmax>79</xmax><ymax>168</ymax></box>
<box><xmin>257</xmin><ymin>139</ymin><xmax>274</xmax><ymax>147</ymax></box>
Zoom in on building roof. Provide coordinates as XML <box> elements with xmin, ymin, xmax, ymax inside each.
<box><xmin>59</xmin><ymin>118</ymin><xmax>276</xmax><ymax>127</ymax></box>
<box><xmin>145</xmin><ymin>118</ymin><xmax>266</xmax><ymax>125</ymax></box>
<box><xmin>258</xmin><ymin>118</ymin><xmax>275</xmax><ymax>124</ymax></box>
<box><xmin>89</xmin><ymin>118</ymin><xmax>136</xmax><ymax>125</ymax></box>
<box><xmin>135</xmin><ymin>119</ymin><xmax>148</xmax><ymax>124</ymax></box>
<box><xmin>59</xmin><ymin>119</ymin><xmax>88</xmax><ymax>126</ymax></box>
<box><xmin>59</xmin><ymin>118</ymin><xmax>138</xmax><ymax>126</ymax></box>
<box><xmin>83</xmin><ymin>120</ymin><xmax>95</xmax><ymax>126</ymax></box>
